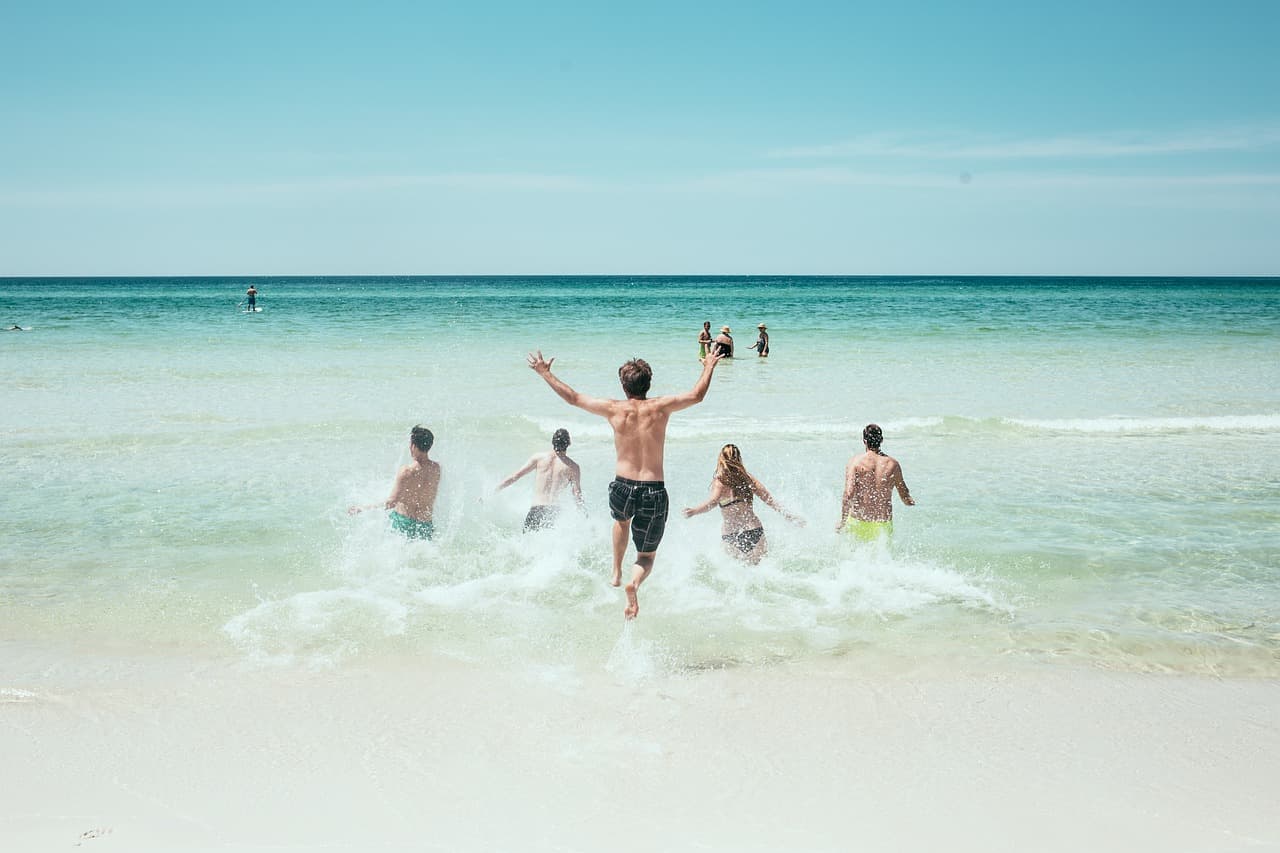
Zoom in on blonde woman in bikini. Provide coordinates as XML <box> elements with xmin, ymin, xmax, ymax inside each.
<box><xmin>683</xmin><ymin>444</ymin><xmax>803</xmax><ymax>564</ymax></box>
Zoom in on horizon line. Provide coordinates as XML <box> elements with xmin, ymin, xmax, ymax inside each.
<box><xmin>3</xmin><ymin>272</ymin><xmax>1278</xmax><ymax>280</ymax></box>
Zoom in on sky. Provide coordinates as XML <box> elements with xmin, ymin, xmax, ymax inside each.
<box><xmin>2</xmin><ymin>0</ymin><xmax>1278</xmax><ymax>275</ymax></box>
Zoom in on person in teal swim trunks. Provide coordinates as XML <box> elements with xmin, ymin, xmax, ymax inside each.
<box><xmin>838</xmin><ymin>423</ymin><xmax>914</xmax><ymax>539</ymax></box>
<box><xmin>349</xmin><ymin>425</ymin><xmax>441</xmax><ymax>540</ymax></box>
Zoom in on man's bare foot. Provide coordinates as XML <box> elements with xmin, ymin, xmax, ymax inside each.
<box><xmin>624</xmin><ymin>583</ymin><xmax>639</xmax><ymax>620</ymax></box>
<box><xmin>611</xmin><ymin>568</ymin><xmax>622</xmax><ymax>587</ymax></box>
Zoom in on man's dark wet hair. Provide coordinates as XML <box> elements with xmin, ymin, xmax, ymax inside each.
<box><xmin>410</xmin><ymin>425</ymin><xmax>434</xmax><ymax>453</ymax></box>
<box><xmin>618</xmin><ymin>358</ymin><xmax>652</xmax><ymax>399</ymax></box>
<box><xmin>552</xmin><ymin>428</ymin><xmax>570</xmax><ymax>452</ymax></box>
<box><xmin>863</xmin><ymin>423</ymin><xmax>883</xmax><ymax>451</ymax></box>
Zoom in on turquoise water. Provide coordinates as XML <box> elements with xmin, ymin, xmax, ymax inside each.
<box><xmin>2</xmin><ymin>277</ymin><xmax>1278</xmax><ymax>676</ymax></box>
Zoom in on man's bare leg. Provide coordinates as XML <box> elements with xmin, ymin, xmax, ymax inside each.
<box><xmin>611</xmin><ymin>519</ymin><xmax>630</xmax><ymax>587</ymax></box>
<box><xmin>624</xmin><ymin>553</ymin><xmax>655</xmax><ymax>620</ymax></box>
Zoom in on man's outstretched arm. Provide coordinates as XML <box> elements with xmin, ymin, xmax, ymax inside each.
<box><xmin>527</xmin><ymin>351</ymin><xmax>613</xmax><ymax>416</ymax></box>
<box><xmin>497</xmin><ymin>456</ymin><xmax>538</xmax><ymax>491</ymax></box>
<box><xmin>660</xmin><ymin>351</ymin><xmax>722</xmax><ymax>413</ymax></box>
<box><xmin>893</xmin><ymin>465</ymin><xmax>916</xmax><ymax>506</ymax></box>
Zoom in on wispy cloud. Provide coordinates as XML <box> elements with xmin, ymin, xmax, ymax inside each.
<box><xmin>0</xmin><ymin>172</ymin><xmax>602</xmax><ymax>207</ymax></box>
<box><xmin>658</xmin><ymin>167</ymin><xmax>1280</xmax><ymax>194</ymax></box>
<box><xmin>768</xmin><ymin>126</ymin><xmax>1280</xmax><ymax>160</ymax></box>
<box><xmin>4</xmin><ymin>166</ymin><xmax>1280</xmax><ymax>209</ymax></box>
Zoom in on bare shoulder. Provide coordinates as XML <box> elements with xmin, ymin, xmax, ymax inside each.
<box><xmin>645</xmin><ymin>393</ymin><xmax>687</xmax><ymax>412</ymax></box>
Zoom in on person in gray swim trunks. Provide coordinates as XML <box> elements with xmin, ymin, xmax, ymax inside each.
<box><xmin>496</xmin><ymin>428</ymin><xmax>585</xmax><ymax>532</ymax></box>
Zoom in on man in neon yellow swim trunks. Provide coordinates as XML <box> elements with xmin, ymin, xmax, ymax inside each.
<box><xmin>349</xmin><ymin>425</ymin><xmax>441</xmax><ymax>540</ymax></box>
<box><xmin>838</xmin><ymin>423</ymin><xmax>914</xmax><ymax>540</ymax></box>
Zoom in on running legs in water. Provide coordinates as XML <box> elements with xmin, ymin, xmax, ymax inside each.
<box><xmin>610</xmin><ymin>519</ymin><xmax>630</xmax><ymax>587</ymax></box>
<box><xmin>624</xmin><ymin>554</ymin><xmax>654</xmax><ymax>620</ymax></box>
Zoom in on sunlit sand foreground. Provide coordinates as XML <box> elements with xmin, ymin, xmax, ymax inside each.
<box><xmin>4</xmin><ymin>648</ymin><xmax>1278</xmax><ymax>852</ymax></box>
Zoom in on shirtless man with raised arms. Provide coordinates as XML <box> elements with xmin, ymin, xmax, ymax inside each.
<box><xmin>496</xmin><ymin>428</ymin><xmax>585</xmax><ymax>531</ymax></box>
<box><xmin>838</xmin><ymin>423</ymin><xmax>915</xmax><ymax>540</ymax></box>
<box><xmin>528</xmin><ymin>350</ymin><xmax>723</xmax><ymax>619</ymax></box>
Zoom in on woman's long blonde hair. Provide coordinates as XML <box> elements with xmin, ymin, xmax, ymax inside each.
<box><xmin>715</xmin><ymin>444</ymin><xmax>754</xmax><ymax>500</ymax></box>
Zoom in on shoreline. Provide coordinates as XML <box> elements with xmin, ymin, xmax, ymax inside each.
<box><xmin>5</xmin><ymin>651</ymin><xmax>1278</xmax><ymax>852</ymax></box>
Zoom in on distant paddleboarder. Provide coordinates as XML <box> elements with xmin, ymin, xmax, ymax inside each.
<box><xmin>245</xmin><ymin>285</ymin><xmax>258</xmax><ymax>312</ymax></box>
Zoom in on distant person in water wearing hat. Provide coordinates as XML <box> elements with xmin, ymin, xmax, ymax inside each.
<box><xmin>713</xmin><ymin>326</ymin><xmax>734</xmax><ymax>358</ymax></box>
<box><xmin>749</xmin><ymin>323</ymin><xmax>769</xmax><ymax>357</ymax></box>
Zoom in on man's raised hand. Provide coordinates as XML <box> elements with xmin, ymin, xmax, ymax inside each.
<box><xmin>527</xmin><ymin>350</ymin><xmax>555</xmax><ymax>374</ymax></box>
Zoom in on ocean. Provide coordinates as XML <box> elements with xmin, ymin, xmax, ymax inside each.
<box><xmin>3</xmin><ymin>275</ymin><xmax>1277</xmax><ymax>680</ymax></box>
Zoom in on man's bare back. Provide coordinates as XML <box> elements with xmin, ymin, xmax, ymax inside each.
<box><xmin>844</xmin><ymin>452</ymin><xmax>909</xmax><ymax>522</ymax></box>
<box><xmin>349</xmin><ymin>425</ymin><xmax>440</xmax><ymax>540</ymax></box>
<box><xmin>527</xmin><ymin>451</ymin><xmax>581</xmax><ymax>505</ymax></box>
<box><xmin>528</xmin><ymin>350</ymin><xmax>721</xmax><ymax>619</ymax></box>
<box><xmin>604</xmin><ymin>398</ymin><xmax>675</xmax><ymax>481</ymax></box>
<box><xmin>840</xmin><ymin>424</ymin><xmax>913</xmax><ymax>529</ymax></box>
<box><xmin>389</xmin><ymin>458</ymin><xmax>441</xmax><ymax>522</ymax></box>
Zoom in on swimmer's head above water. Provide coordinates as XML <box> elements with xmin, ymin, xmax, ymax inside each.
<box><xmin>863</xmin><ymin>423</ymin><xmax>883</xmax><ymax>451</ymax></box>
<box><xmin>410</xmin><ymin>425</ymin><xmax>434</xmax><ymax>454</ymax></box>
<box><xmin>552</xmin><ymin>428</ymin><xmax>570</xmax><ymax>452</ymax></box>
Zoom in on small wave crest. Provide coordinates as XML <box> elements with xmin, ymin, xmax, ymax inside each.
<box><xmin>520</xmin><ymin>414</ymin><xmax>946</xmax><ymax>442</ymax></box>
<box><xmin>1002</xmin><ymin>414</ymin><xmax>1280</xmax><ymax>434</ymax></box>
<box><xmin>520</xmin><ymin>412</ymin><xmax>1280</xmax><ymax>442</ymax></box>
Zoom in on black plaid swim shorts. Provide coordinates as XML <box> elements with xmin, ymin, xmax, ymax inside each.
<box><xmin>607</xmin><ymin>477</ymin><xmax>669</xmax><ymax>553</ymax></box>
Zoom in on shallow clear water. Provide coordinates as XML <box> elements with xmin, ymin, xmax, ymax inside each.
<box><xmin>2</xmin><ymin>276</ymin><xmax>1278</xmax><ymax>676</ymax></box>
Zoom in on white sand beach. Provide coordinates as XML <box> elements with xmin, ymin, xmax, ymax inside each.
<box><xmin>5</xmin><ymin>646</ymin><xmax>1278</xmax><ymax>853</ymax></box>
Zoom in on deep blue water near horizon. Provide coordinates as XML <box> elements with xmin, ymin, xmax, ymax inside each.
<box><xmin>2</xmin><ymin>275</ymin><xmax>1278</xmax><ymax>677</ymax></box>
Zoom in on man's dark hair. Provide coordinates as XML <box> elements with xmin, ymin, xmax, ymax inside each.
<box><xmin>618</xmin><ymin>359</ymin><xmax>652</xmax><ymax>399</ymax></box>
<box><xmin>552</xmin><ymin>428</ymin><xmax>570</xmax><ymax>452</ymax></box>
<box><xmin>863</xmin><ymin>423</ymin><xmax>883</xmax><ymax>451</ymax></box>
<box><xmin>410</xmin><ymin>425</ymin><xmax>434</xmax><ymax>453</ymax></box>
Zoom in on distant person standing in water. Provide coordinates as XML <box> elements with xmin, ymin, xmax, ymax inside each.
<box><xmin>683</xmin><ymin>443</ymin><xmax>803</xmax><ymax>564</ymax></box>
<box><xmin>527</xmin><ymin>349</ymin><xmax>723</xmax><ymax>619</ymax></box>
<box><xmin>838</xmin><ymin>423</ymin><xmax>914</xmax><ymax>540</ymax></box>
<box><xmin>349</xmin><ymin>425</ymin><xmax>441</xmax><ymax>540</ymax></box>
<box><xmin>749</xmin><ymin>323</ymin><xmax>769</xmax><ymax>357</ymax></box>
<box><xmin>698</xmin><ymin>321</ymin><xmax>713</xmax><ymax>360</ymax></box>
<box><xmin>713</xmin><ymin>326</ymin><xmax>734</xmax><ymax>358</ymax></box>
<box><xmin>496</xmin><ymin>428</ymin><xmax>586</xmax><ymax>532</ymax></box>
<box><xmin>245</xmin><ymin>285</ymin><xmax>258</xmax><ymax>311</ymax></box>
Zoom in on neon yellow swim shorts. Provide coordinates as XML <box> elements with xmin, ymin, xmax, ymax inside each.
<box><xmin>843</xmin><ymin>518</ymin><xmax>892</xmax><ymax>541</ymax></box>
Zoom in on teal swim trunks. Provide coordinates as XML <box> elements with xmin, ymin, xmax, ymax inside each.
<box><xmin>389</xmin><ymin>510</ymin><xmax>434</xmax><ymax>540</ymax></box>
